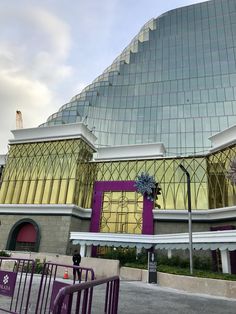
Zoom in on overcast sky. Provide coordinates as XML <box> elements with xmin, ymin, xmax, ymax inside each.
<box><xmin>0</xmin><ymin>0</ymin><xmax>209</xmax><ymax>154</ymax></box>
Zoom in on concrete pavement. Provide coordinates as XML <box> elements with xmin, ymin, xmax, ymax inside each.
<box><xmin>117</xmin><ymin>281</ymin><xmax>236</xmax><ymax>314</ymax></box>
<box><xmin>0</xmin><ymin>276</ymin><xmax>236</xmax><ymax>313</ymax></box>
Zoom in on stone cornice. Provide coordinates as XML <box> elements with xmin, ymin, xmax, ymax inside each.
<box><xmin>0</xmin><ymin>204</ymin><xmax>92</xmax><ymax>219</ymax></box>
<box><xmin>153</xmin><ymin>206</ymin><xmax>236</xmax><ymax>221</ymax></box>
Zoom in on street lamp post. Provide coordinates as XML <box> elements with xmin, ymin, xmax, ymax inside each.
<box><xmin>179</xmin><ymin>164</ymin><xmax>193</xmax><ymax>275</ymax></box>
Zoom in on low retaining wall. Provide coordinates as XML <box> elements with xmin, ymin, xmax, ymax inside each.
<box><xmin>8</xmin><ymin>252</ymin><xmax>120</xmax><ymax>279</ymax></box>
<box><xmin>120</xmin><ymin>267</ymin><xmax>236</xmax><ymax>299</ymax></box>
<box><xmin>157</xmin><ymin>271</ymin><xmax>236</xmax><ymax>299</ymax></box>
<box><xmin>120</xmin><ymin>266</ymin><xmax>142</xmax><ymax>281</ymax></box>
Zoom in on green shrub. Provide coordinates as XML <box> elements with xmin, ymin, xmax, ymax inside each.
<box><xmin>34</xmin><ymin>258</ymin><xmax>45</xmax><ymax>274</ymax></box>
<box><xmin>0</xmin><ymin>250</ymin><xmax>11</xmax><ymax>257</ymax></box>
<box><xmin>102</xmin><ymin>248</ymin><xmax>213</xmax><ymax>274</ymax></box>
<box><xmin>193</xmin><ymin>256</ymin><xmax>212</xmax><ymax>271</ymax></box>
<box><xmin>100</xmin><ymin>248</ymin><xmax>146</xmax><ymax>266</ymax></box>
<box><xmin>124</xmin><ymin>262</ymin><xmax>147</xmax><ymax>269</ymax></box>
<box><xmin>156</xmin><ymin>254</ymin><xmax>212</xmax><ymax>271</ymax></box>
<box><xmin>157</xmin><ymin>264</ymin><xmax>236</xmax><ymax>281</ymax></box>
<box><xmin>102</xmin><ymin>248</ymin><xmax>137</xmax><ymax>265</ymax></box>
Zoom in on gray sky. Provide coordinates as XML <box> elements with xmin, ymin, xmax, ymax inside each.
<box><xmin>0</xmin><ymin>0</ymin><xmax>209</xmax><ymax>154</ymax></box>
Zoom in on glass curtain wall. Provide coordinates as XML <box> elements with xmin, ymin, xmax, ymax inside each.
<box><xmin>1</xmin><ymin>141</ymin><xmax>236</xmax><ymax>210</ymax></box>
<box><xmin>41</xmin><ymin>0</ymin><xmax>236</xmax><ymax>156</ymax></box>
<box><xmin>207</xmin><ymin>144</ymin><xmax>236</xmax><ymax>208</ymax></box>
<box><xmin>0</xmin><ymin>139</ymin><xmax>94</xmax><ymax>207</ymax></box>
<box><xmin>93</xmin><ymin>157</ymin><xmax>209</xmax><ymax>210</ymax></box>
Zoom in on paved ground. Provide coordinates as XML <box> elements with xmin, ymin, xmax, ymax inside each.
<box><xmin>0</xmin><ymin>276</ymin><xmax>236</xmax><ymax>313</ymax></box>
<box><xmin>117</xmin><ymin>281</ymin><xmax>236</xmax><ymax>314</ymax></box>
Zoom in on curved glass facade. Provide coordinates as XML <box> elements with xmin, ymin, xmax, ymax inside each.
<box><xmin>41</xmin><ymin>0</ymin><xmax>236</xmax><ymax>156</ymax></box>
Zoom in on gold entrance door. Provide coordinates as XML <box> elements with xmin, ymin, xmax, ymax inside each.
<box><xmin>100</xmin><ymin>191</ymin><xmax>143</xmax><ymax>234</ymax></box>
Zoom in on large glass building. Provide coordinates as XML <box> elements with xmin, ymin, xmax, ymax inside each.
<box><xmin>0</xmin><ymin>0</ymin><xmax>236</xmax><ymax>271</ymax></box>
<box><xmin>41</xmin><ymin>0</ymin><xmax>236</xmax><ymax>156</ymax></box>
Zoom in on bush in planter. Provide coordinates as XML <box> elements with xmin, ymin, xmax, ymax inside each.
<box><xmin>157</xmin><ymin>254</ymin><xmax>212</xmax><ymax>272</ymax></box>
<box><xmin>34</xmin><ymin>258</ymin><xmax>45</xmax><ymax>274</ymax></box>
<box><xmin>101</xmin><ymin>247</ymin><xmax>138</xmax><ymax>266</ymax></box>
<box><xmin>193</xmin><ymin>256</ymin><xmax>212</xmax><ymax>271</ymax></box>
<box><xmin>0</xmin><ymin>250</ymin><xmax>11</xmax><ymax>257</ymax></box>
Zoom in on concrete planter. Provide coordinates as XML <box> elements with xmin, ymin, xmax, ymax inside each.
<box><xmin>157</xmin><ymin>271</ymin><xmax>236</xmax><ymax>299</ymax></box>
<box><xmin>120</xmin><ymin>266</ymin><xmax>142</xmax><ymax>281</ymax></box>
<box><xmin>120</xmin><ymin>267</ymin><xmax>236</xmax><ymax>299</ymax></box>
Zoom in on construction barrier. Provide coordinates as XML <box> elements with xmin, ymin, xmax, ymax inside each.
<box><xmin>0</xmin><ymin>257</ymin><xmax>35</xmax><ymax>314</ymax></box>
<box><xmin>35</xmin><ymin>262</ymin><xmax>95</xmax><ymax>313</ymax></box>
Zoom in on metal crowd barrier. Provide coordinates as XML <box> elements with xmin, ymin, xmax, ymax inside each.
<box><xmin>0</xmin><ymin>257</ymin><xmax>35</xmax><ymax>314</ymax></box>
<box><xmin>52</xmin><ymin>276</ymin><xmax>120</xmax><ymax>314</ymax></box>
<box><xmin>35</xmin><ymin>262</ymin><xmax>95</xmax><ymax>314</ymax></box>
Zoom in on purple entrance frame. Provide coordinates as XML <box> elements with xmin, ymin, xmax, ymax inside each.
<box><xmin>90</xmin><ymin>181</ymin><xmax>154</xmax><ymax>235</ymax></box>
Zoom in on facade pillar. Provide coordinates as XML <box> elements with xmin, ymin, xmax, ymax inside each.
<box><xmin>80</xmin><ymin>244</ymin><xmax>86</xmax><ymax>257</ymax></box>
<box><xmin>86</xmin><ymin>245</ymin><xmax>92</xmax><ymax>257</ymax></box>
<box><xmin>220</xmin><ymin>249</ymin><xmax>231</xmax><ymax>274</ymax></box>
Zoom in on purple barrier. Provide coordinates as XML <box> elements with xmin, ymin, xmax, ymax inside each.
<box><xmin>35</xmin><ymin>262</ymin><xmax>95</xmax><ymax>314</ymax></box>
<box><xmin>52</xmin><ymin>276</ymin><xmax>120</xmax><ymax>314</ymax></box>
<box><xmin>0</xmin><ymin>257</ymin><xmax>35</xmax><ymax>314</ymax></box>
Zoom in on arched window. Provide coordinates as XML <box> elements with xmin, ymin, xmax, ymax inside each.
<box><xmin>15</xmin><ymin>223</ymin><xmax>37</xmax><ymax>251</ymax></box>
<box><xmin>6</xmin><ymin>219</ymin><xmax>40</xmax><ymax>252</ymax></box>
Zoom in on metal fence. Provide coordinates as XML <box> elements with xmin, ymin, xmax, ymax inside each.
<box><xmin>35</xmin><ymin>262</ymin><xmax>95</xmax><ymax>314</ymax></box>
<box><xmin>0</xmin><ymin>257</ymin><xmax>35</xmax><ymax>314</ymax></box>
<box><xmin>52</xmin><ymin>276</ymin><xmax>120</xmax><ymax>314</ymax></box>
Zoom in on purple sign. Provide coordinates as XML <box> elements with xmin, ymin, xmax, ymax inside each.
<box><xmin>50</xmin><ymin>280</ymin><xmax>70</xmax><ymax>313</ymax></box>
<box><xmin>0</xmin><ymin>270</ymin><xmax>17</xmax><ymax>297</ymax></box>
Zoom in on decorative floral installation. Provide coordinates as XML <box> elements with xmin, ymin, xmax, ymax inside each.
<box><xmin>227</xmin><ymin>158</ymin><xmax>236</xmax><ymax>184</ymax></box>
<box><xmin>134</xmin><ymin>172</ymin><xmax>156</xmax><ymax>201</ymax></box>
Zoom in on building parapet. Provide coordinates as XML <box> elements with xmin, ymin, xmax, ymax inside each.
<box><xmin>209</xmin><ymin>125</ymin><xmax>236</xmax><ymax>153</ymax></box>
<box><xmin>9</xmin><ymin>123</ymin><xmax>97</xmax><ymax>151</ymax></box>
<box><xmin>94</xmin><ymin>142</ymin><xmax>166</xmax><ymax>161</ymax></box>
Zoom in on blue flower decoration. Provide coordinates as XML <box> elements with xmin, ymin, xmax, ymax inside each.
<box><xmin>134</xmin><ymin>172</ymin><xmax>156</xmax><ymax>201</ymax></box>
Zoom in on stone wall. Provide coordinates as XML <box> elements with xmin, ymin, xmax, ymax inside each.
<box><xmin>67</xmin><ymin>216</ymin><xmax>90</xmax><ymax>255</ymax></box>
<box><xmin>154</xmin><ymin>221</ymin><xmax>211</xmax><ymax>234</ymax></box>
<box><xmin>154</xmin><ymin>220</ymin><xmax>236</xmax><ymax>235</ymax></box>
<box><xmin>0</xmin><ymin>214</ymin><xmax>89</xmax><ymax>255</ymax></box>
